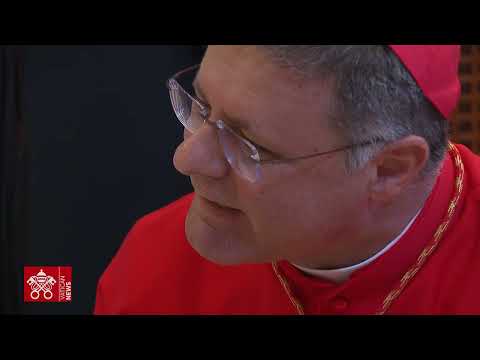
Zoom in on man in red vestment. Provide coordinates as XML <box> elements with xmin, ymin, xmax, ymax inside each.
<box><xmin>94</xmin><ymin>45</ymin><xmax>480</xmax><ymax>315</ymax></box>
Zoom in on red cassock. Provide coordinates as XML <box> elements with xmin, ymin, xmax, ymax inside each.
<box><xmin>94</xmin><ymin>143</ymin><xmax>480</xmax><ymax>315</ymax></box>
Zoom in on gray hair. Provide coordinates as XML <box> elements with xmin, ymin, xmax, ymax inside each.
<box><xmin>258</xmin><ymin>45</ymin><xmax>449</xmax><ymax>177</ymax></box>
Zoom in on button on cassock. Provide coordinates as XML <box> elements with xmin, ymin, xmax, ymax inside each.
<box><xmin>329</xmin><ymin>296</ymin><xmax>349</xmax><ymax>313</ymax></box>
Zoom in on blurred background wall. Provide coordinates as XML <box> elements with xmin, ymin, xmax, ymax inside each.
<box><xmin>450</xmin><ymin>45</ymin><xmax>480</xmax><ymax>153</ymax></box>
<box><xmin>2</xmin><ymin>45</ymin><xmax>204</xmax><ymax>314</ymax></box>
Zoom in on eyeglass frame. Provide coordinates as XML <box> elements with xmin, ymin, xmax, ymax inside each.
<box><xmin>166</xmin><ymin>64</ymin><xmax>385</xmax><ymax>167</ymax></box>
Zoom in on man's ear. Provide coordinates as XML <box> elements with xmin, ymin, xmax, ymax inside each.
<box><xmin>369</xmin><ymin>136</ymin><xmax>430</xmax><ymax>204</ymax></box>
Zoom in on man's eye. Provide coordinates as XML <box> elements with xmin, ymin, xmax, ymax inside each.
<box><xmin>238</xmin><ymin>131</ymin><xmax>276</xmax><ymax>160</ymax></box>
<box><xmin>198</xmin><ymin>107</ymin><xmax>209</xmax><ymax>120</ymax></box>
<box><xmin>249</xmin><ymin>141</ymin><xmax>277</xmax><ymax>161</ymax></box>
<box><xmin>192</xmin><ymin>104</ymin><xmax>209</xmax><ymax>120</ymax></box>
<box><xmin>255</xmin><ymin>143</ymin><xmax>272</xmax><ymax>155</ymax></box>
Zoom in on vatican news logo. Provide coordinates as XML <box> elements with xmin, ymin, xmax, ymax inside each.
<box><xmin>24</xmin><ymin>267</ymin><xmax>72</xmax><ymax>303</ymax></box>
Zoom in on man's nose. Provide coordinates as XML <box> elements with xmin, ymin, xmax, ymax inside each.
<box><xmin>173</xmin><ymin>124</ymin><xmax>230</xmax><ymax>179</ymax></box>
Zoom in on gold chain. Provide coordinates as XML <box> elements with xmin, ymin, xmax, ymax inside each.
<box><xmin>272</xmin><ymin>142</ymin><xmax>465</xmax><ymax>315</ymax></box>
<box><xmin>272</xmin><ymin>261</ymin><xmax>305</xmax><ymax>315</ymax></box>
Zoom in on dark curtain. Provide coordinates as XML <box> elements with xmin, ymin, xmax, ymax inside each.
<box><xmin>19</xmin><ymin>46</ymin><xmax>204</xmax><ymax>314</ymax></box>
<box><xmin>0</xmin><ymin>46</ymin><xmax>28</xmax><ymax>314</ymax></box>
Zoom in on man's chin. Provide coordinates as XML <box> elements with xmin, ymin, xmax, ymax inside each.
<box><xmin>185</xmin><ymin>208</ymin><xmax>264</xmax><ymax>266</ymax></box>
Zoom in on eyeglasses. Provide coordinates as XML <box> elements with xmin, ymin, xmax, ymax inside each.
<box><xmin>166</xmin><ymin>64</ymin><xmax>383</xmax><ymax>183</ymax></box>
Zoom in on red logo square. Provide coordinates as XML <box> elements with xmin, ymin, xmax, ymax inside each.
<box><xmin>24</xmin><ymin>266</ymin><xmax>72</xmax><ymax>303</ymax></box>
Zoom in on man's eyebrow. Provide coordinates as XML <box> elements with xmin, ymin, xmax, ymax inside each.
<box><xmin>193</xmin><ymin>77</ymin><xmax>280</xmax><ymax>154</ymax></box>
<box><xmin>192</xmin><ymin>78</ymin><xmax>251</xmax><ymax>131</ymax></box>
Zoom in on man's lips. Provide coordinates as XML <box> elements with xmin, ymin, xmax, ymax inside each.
<box><xmin>190</xmin><ymin>178</ymin><xmax>241</xmax><ymax>212</ymax></box>
<box><xmin>197</xmin><ymin>194</ymin><xmax>240</xmax><ymax>212</ymax></box>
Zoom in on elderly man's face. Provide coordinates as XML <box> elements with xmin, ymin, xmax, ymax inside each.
<box><xmin>173</xmin><ymin>45</ymin><xmax>371</xmax><ymax>268</ymax></box>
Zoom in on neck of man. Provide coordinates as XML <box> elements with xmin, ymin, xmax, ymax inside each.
<box><xmin>353</xmin><ymin>174</ymin><xmax>437</xmax><ymax>270</ymax></box>
<box><xmin>361</xmin><ymin>181</ymin><xmax>432</xmax><ymax>263</ymax></box>
<box><xmin>298</xmin><ymin>173</ymin><xmax>437</xmax><ymax>272</ymax></box>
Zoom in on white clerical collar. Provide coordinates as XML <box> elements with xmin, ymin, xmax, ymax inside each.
<box><xmin>292</xmin><ymin>207</ymin><xmax>423</xmax><ymax>284</ymax></box>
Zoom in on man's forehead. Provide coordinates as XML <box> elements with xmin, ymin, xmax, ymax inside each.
<box><xmin>198</xmin><ymin>46</ymin><xmax>333</xmax><ymax>107</ymax></box>
<box><xmin>199</xmin><ymin>46</ymin><xmax>277</xmax><ymax>84</ymax></box>
<box><xmin>195</xmin><ymin>46</ymin><xmax>338</xmax><ymax>150</ymax></box>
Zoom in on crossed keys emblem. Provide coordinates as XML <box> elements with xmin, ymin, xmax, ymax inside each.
<box><xmin>26</xmin><ymin>269</ymin><xmax>56</xmax><ymax>300</ymax></box>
